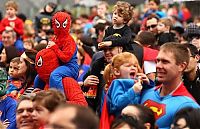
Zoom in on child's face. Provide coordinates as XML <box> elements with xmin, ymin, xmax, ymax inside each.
<box><xmin>8</xmin><ymin>62</ymin><xmax>19</xmax><ymax>78</ymax></box>
<box><xmin>117</xmin><ymin>61</ymin><xmax>138</xmax><ymax>79</ymax></box>
<box><xmin>112</xmin><ymin>10</ymin><xmax>125</xmax><ymax>26</ymax></box>
<box><xmin>23</xmin><ymin>41</ymin><xmax>33</xmax><ymax>50</ymax></box>
<box><xmin>97</xmin><ymin>4</ymin><xmax>107</xmax><ymax>16</ymax></box>
<box><xmin>6</xmin><ymin>7</ymin><xmax>16</xmax><ymax>18</ymax></box>
<box><xmin>157</xmin><ymin>22</ymin><xmax>168</xmax><ymax>33</ymax></box>
<box><xmin>148</xmin><ymin>1</ymin><xmax>158</xmax><ymax>10</ymax></box>
<box><xmin>33</xmin><ymin>102</ymin><xmax>50</xmax><ymax>125</ymax></box>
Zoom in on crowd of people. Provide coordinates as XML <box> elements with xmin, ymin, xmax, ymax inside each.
<box><xmin>0</xmin><ymin>0</ymin><xmax>200</xmax><ymax>129</ymax></box>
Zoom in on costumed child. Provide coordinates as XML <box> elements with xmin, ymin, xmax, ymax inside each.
<box><xmin>98</xmin><ymin>1</ymin><xmax>134</xmax><ymax>51</ymax></box>
<box><xmin>34</xmin><ymin>11</ymin><xmax>79</xmax><ymax>93</ymax></box>
<box><xmin>0</xmin><ymin>0</ymin><xmax>24</xmax><ymax>37</ymax></box>
<box><xmin>6</xmin><ymin>57</ymin><xmax>22</xmax><ymax>98</ymax></box>
<box><xmin>0</xmin><ymin>67</ymin><xmax>17</xmax><ymax>129</ymax></box>
<box><xmin>100</xmin><ymin>52</ymin><xmax>154</xmax><ymax>129</ymax></box>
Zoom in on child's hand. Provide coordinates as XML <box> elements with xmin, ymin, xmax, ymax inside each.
<box><xmin>136</xmin><ymin>73</ymin><xmax>150</xmax><ymax>85</ymax></box>
<box><xmin>10</xmin><ymin>90</ymin><xmax>18</xmax><ymax>97</ymax></box>
<box><xmin>5</xmin><ymin>26</ymin><xmax>13</xmax><ymax>31</ymax></box>
<box><xmin>9</xmin><ymin>22</ymin><xmax>15</xmax><ymax>28</ymax></box>
<box><xmin>3</xmin><ymin>119</ymin><xmax>10</xmax><ymax>128</ymax></box>
<box><xmin>46</xmin><ymin>41</ymin><xmax>56</xmax><ymax>48</ymax></box>
<box><xmin>98</xmin><ymin>41</ymin><xmax>112</xmax><ymax>49</ymax></box>
<box><xmin>133</xmin><ymin>80</ymin><xmax>143</xmax><ymax>93</ymax></box>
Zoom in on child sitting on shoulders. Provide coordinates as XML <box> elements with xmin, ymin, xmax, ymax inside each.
<box><xmin>104</xmin><ymin>52</ymin><xmax>154</xmax><ymax>117</ymax></box>
<box><xmin>98</xmin><ymin>1</ymin><xmax>134</xmax><ymax>51</ymax></box>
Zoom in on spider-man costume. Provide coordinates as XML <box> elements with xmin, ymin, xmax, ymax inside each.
<box><xmin>34</xmin><ymin>11</ymin><xmax>79</xmax><ymax>93</ymax></box>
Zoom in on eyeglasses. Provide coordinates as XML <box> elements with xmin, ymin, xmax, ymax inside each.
<box><xmin>147</xmin><ymin>24</ymin><xmax>157</xmax><ymax>30</ymax></box>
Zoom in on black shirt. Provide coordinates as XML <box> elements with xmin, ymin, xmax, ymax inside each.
<box><xmin>183</xmin><ymin>68</ymin><xmax>200</xmax><ymax>104</ymax></box>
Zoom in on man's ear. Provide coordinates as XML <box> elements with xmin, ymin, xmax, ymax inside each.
<box><xmin>195</xmin><ymin>54</ymin><xmax>199</xmax><ymax>61</ymax></box>
<box><xmin>118</xmin><ymin>47</ymin><xmax>123</xmax><ymax>52</ymax></box>
<box><xmin>179</xmin><ymin>62</ymin><xmax>188</xmax><ymax>72</ymax></box>
<box><xmin>113</xmin><ymin>68</ymin><xmax>120</xmax><ymax>76</ymax></box>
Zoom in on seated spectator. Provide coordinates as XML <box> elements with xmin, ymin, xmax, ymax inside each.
<box><xmin>34</xmin><ymin>2</ymin><xmax>57</xmax><ymax>33</ymax></box>
<box><xmin>6</xmin><ymin>57</ymin><xmax>22</xmax><ymax>98</ymax></box>
<box><xmin>111</xmin><ymin>114</ymin><xmax>145</xmax><ymax>129</ymax></box>
<box><xmin>171</xmin><ymin>107</ymin><xmax>200</xmax><ymax>129</ymax></box>
<box><xmin>47</xmin><ymin>103</ymin><xmax>99</xmax><ymax>129</ymax></box>
<box><xmin>157</xmin><ymin>18</ymin><xmax>175</xmax><ymax>46</ymax></box>
<box><xmin>0</xmin><ymin>0</ymin><xmax>24</xmax><ymax>38</ymax></box>
<box><xmin>23</xmin><ymin>38</ymin><xmax>35</xmax><ymax>50</ymax></box>
<box><xmin>92</xmin><ymin>1</ymin><xmax>112</xmax><ymax>25</ymax></box>
<box><xmin>182</xmin><ymin>43</ymin><xmax>200</xmax><ymax>104</ymax></box>
<box><xmin>0</xmin><ymin>30</ymin><xmax>25</xmax><ymax>55</ymax></box>
<box><xmin>184</xmin><ymin>23</ymin><xmax>200</xmax><ymax>51</ymax></box>
<box><xmin>122</xmin><ymin>104</ymin><xmax>156</xmax><ymax>129</ymax></box>
<box><xmin>0</xmin><ymin>68</ymin><xmax>17</xmax><ymax>129</ymax></box>
<box><xmin>16</xmin><ymin>96</ymin><xmax>39</xmax><ymax>129</ymax></box>
<box><xmin>0</xmin><ymin>46</ymin><xmax>19</xmax><ymax>70</ymax></box>
<box><xmin>16</xmin><ymin>50</ymin><xmax>37</xmax><ymax>98</ymax></box>
<box><xmin>32</xmin><ymin>89</ymin><xmax>66</xmax><ymax>129</ymax></box>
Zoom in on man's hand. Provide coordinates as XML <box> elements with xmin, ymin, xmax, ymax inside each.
<box><xmin>98</xmin><ymin>41</ymin><xmax>112</xmax><ymax>49</ymax></box>
<box><xmin>83</xmin><ymin>75</ymin><xmax>99</xmax><ymax>86</ymax></box>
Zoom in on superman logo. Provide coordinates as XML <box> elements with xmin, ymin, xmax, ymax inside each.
<box><xmin>143</xmin><ymin>99</ymin><xmax>166</xmax><ymax>120</ymax></box>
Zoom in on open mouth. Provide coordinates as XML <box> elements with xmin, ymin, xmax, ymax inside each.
<box><xmin>130</xmin><ymin>71</ymin><xmax>135</xmax><ymax>79</ymax></box>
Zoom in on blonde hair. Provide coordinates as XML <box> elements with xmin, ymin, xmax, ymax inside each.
<box><xmin>5</xmin><ymin>0</ymin><xmax>18</xmax><ymax>11</ymax></box>
<box><xmin>103</xmin><ymin>52</ymin><xmax>142</xmax><ymax>87</ymax></box>
<box><xmin>113</xmin><ymin>1</ymin><xmax>134</xmax><ymax>23</ymax></box>
<box><xmin>98</xmin><ymin>1</ymin><xmax>109</xmax><ymax>10</ymax></box>
<box><xmin>159</xmin><ymin>18</ymin><xmax>173</xmax><ymax>28</ymax></box>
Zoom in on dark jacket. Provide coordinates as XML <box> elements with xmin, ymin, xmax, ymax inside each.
<box><xmin>183</xmin><ymin>68</ymin><xmax>200</xmax><ymax>104</ymax></box>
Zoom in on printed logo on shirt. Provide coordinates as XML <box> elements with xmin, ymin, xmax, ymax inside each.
<box><xmin>113</xmin><ymin>33</ymin><xmax>121</xmax><ymax>38</ymax></box>
<box><xmin>143</xmin><ymin>99</ymin><xmax>166</xmax><ymax>120</ymax></box>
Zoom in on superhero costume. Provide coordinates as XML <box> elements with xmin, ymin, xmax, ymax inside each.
<box><xmin>140</xmin><ymin>82</ymin><xmax>199</xmax><ymax>129</ymax></box>
<box><xmin>34</xmin><ymin>11</ymin><xmax>79</xmax><ymax>93</ymax></box>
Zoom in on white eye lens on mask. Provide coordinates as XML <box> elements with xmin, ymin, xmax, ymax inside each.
<box><xmin>63</xmin><ymin>19</ymin><xmax>68</xmax><ymax>28</ymax></box>
<box><xmin>55</xmin><ymin>19</ymin><xmax>60</xmax><ymax>28</ymax></box>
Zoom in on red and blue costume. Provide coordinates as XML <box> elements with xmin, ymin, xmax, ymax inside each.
<box><xmin>34</xmin><ymin>11</ymin><xmax>79</xmax><ymax>93</ymax></box>
<box><xmin>34</xmin><ymin>42</ymin><xmax>87</xmax><ymax>106</ymax></box>
<box><xmin>140</xmin><ymin>83</ymin><xmax>199</xmax><ymax>129</ymax></box>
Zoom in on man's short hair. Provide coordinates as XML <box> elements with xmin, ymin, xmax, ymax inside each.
<box><xmin>57</xmin><ymin>104</ymin><xmax>99</xmax><ymax>129</ymax></box>
<box><xmin>160</xmin><ymin>42</ymin><xmax>190</xmax><ymax>65</ymax></box>
<box><xmin>183</xmin><ymin>43</ymin><xmax>199</xmax><ymax>57</ymax></box>
<box><xmin>2</xmin><ymin>29</ymin><xmax>17</xmax><ymax>38</ymax></box>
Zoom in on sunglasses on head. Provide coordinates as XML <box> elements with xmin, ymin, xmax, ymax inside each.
<box><xmin>147</xmin><ymin>24</ymin><xmax>157</xmax><ymax>30</ymax></box>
